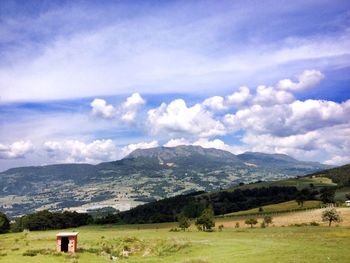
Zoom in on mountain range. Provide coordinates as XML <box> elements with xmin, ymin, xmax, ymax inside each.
<box><xmin>0</xmin><ymin>145</ymin><xmax>330</xmax><ymax>217</ymax></box>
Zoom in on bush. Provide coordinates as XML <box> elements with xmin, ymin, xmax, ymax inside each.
<box><xmin>245</xmin><ymin>218</ymin><xmax>258</xmax><ymax>228</ymax></box>
<box><xmin>309</xmin><ymin>221</ymin><xmax>320</xmax><ymax>226</ymax></box>
<box><xmin>263</xmin><ymin>215</ymin><xmax>273</xmax><ymax>226</ymax></box>
<box><xmin>195</xmin><ymin>207</ymin><xmax>215</xmax><ymax>231</ymax></box>
<box><xmin>235</xmin><ymin>222</ymin><xmax>240</xmax><ymax>228</ymax></box>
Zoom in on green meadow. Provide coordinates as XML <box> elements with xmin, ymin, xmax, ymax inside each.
<box><xmin>225</xmin><ymin>200</ymin><xmax>322</xmax><ymax>216</ymax></box>
<box><xmin>0</xmin><ymin>222</ymin><xmax>349</xmax><ymax>263</ymax></box>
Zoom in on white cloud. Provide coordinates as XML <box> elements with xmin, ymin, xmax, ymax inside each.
<box><xmin>324</xmin><ymin>155</ymin><xmax>350</xmax><ymax>166</ymax></box>
<box><xmin>164</xmin><ymin>138</ymin><xmax>191</xmax><ymax>147</ymax></box>
<box><xmin>202</xmin><ymin>96</ymin><xmax>227</xmax><ymax>111</ymax></box>
<box><xmin>90</xmin><ymin>99</ymin><xmax>116</xmax><ymax>119</ymax></box>
<box><xmin>90</xmin><ymin>93</ymin><xmax>145</xmax><ymax>122</ymax></box>
<box><xmin>252</xmin><ymin>85</ymin><xmax>295</xmax><ymax>106</ymax></box>
<box><xmin>1</xmin><ymin>2</ymin><xmax>349</xmax><ymax>102</ymax></box>
<box><xmin>226</xmin><ymin>86</ymin><xmax>251</xmax><ymax>108</ymax></box>
<box><xmin>147</xmin><ymin>99</ymin><xmax>226</xmax><ymax>137</ymax></box>
<box><xmin>224</xmin><ymin>99</ymin><xmax>350</xmax><ymax>136</ymax></box>
<box><xmin>120</xmin><ymin>93</ymin><xmax>145</xmax><ymax>122</ymax></box>
<box><xmin>277</xmin><ymin>69</ymin><xmax>324</xmax><ymax>91</ymax></box>
<box><xmin>0</xmin><ymin>141</ymin><xmax>34</xmax><ymax>159</ymax></box>
<box><xmin>121</xmin><ymin>140</ymin><xmax>159</xmax><ymax>157</ymax></box>
<box><xmin>43</xmin><ymin>139</ymin><xmax>120</xmax><ymax>163</ymax></box>
<box><xmin>240</xmin><ymin>123</ymin><xmax>350</xmax><ymax>165</ymax></box>
<box><xmin>193</xmin><ymin>138</ymin><xmax>245</xmax><ymax>154</ymax></box>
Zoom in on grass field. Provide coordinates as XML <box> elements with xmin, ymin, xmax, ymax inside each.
<box><xmin>0</xmin><ymin>208</ymin><xmax>349</xmax><ymax>263</ymax></box>
<box><xmin>226</xmin><ymin>176</ymin><xmax>337</xmax><ymax>192</ymax></box>
<box><xmin>224</xmin><ymin>200</ymin><xmax>322</xmax><ymax>216</ymax></box>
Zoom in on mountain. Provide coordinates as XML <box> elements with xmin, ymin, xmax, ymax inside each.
<box><xmin>237</xmin><ymin>152</ymin><xmax>328</xmax><ymax>172</ymax></box>
<box><xmin>0</xmin><ymin>145</ymin><xmax>330</xmax><ymax>217</ymax></box>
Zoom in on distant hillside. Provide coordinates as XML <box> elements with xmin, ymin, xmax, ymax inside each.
<box><xmin>309</xmin><ymin>164</ymin><xmax>350</xmax><ymax>186</ymax></box>
<box><xmin>0</xmin><ymin>145</ymin><xmax>329</xmax><ymax>217</ymax></box>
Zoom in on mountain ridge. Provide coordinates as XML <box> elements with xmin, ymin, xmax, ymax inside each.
<box><xmin>0</xmin><ymin>145</ymin><xmax>330</xmax><ymax>217</ymax></box>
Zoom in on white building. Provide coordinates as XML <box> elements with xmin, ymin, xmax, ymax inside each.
<box><xmin>345</xmin><ymin>200</ymin><xmax>350</xmax><ymax>207</ymax></box>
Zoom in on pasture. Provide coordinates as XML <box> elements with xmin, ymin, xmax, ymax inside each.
<box><xmin>0</xmin><ymin>207</ymin><xmax>349</xmax><ymax>263</ymax></box>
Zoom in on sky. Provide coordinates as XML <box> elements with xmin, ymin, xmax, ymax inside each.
<box><xmin>0</xmin><ymin>0</ymin><xmax>350</xmax><ymax>171</ymax></box>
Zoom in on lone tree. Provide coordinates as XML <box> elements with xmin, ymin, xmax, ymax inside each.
<box><xmin>195</xmin><ymin>207</ymin><xmax>215</xmax><ymax>231</ymax></box>
<box><xmin>263</xmin><ymin>215</ymin><xmax>273</xmax><ymax>227</ymax></box>
<box><xmin>177</xmin><ymin>213</ymin><xmax>191</xmax><ymax>231</ymax></box>
<box><xmin>0</xmin><ymin>212</ymin><xmax>10</xmax><ymax>234</ymax></box>
<box><xmin>322</xmin><ymin>207</ymin><xmax>342</xmax><ymax>227</ymax></box>
<box><xmin>245</xmin><ymin>218</ymin><xmax>258</xmax><ymax>228</ymax></box>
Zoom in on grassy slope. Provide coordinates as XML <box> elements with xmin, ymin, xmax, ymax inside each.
<box><xmin>1</xmin><ymin>209</ymin><xmax>350</xmax><ymax>263</ymax></box>
<box><xmin>225</xmin><ymin>176</ymin><xmax>336</xmax><ymax>192</ymax></box>
<box><xmin>224</xmin><ymin>200</ymin><xmax>322</xmax><ymax>216</ymax></box>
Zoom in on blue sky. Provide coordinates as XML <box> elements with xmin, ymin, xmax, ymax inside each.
<box><xmin>0</xmin><ymin>0</ymin><xmax>350</xmax><ymax>171</ymax></box>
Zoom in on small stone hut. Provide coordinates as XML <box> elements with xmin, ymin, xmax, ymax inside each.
<box><xmin>56</xmin><ymin>232</ymin><xmax>78</xmax><ymax>253</ymax></box>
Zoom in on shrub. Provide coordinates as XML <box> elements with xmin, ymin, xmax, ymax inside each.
<box><xmin>23</xmin><ymin>250</ymin><xmax>37</xmax><ymax>257</ymax></box>
<box><xmin>177</xmin><ymin>213</ymin><xmax>191</xmax><ymax>231</ymax></box>
<box><xmin>195</xmin><ymin>207</ymin><xmax>215</xmax><ymax>231</ymax></box>
<box><xmin>235</xmin><ymin>222</ymin><xmax>240</xmax><ymax>228</ymax></box>
<box><xmin>245</xmin><ymin>218</ymin><xmax>258</xmax><ymax>228</ymax></box>
<box><xmin>263</xmin><ymin>216</ymin><xmax>273</xmax><ymax>226</ymax></box>
<box><xmin>309</xmin><ymin>221</ymin><xmax>320</xmax><ymax>226</ymax></box>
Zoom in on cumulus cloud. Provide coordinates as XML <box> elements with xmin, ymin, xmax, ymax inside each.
<box><xmin>202</xmin><ymin>96</ymin><xmax>227</xmax><ymax>111</ymax></box>
<box><xmin>120</xmin><ymin>93</ymin><xmax>145</xmax><ymax>122</ymax></box>
<box><xmin>121</xmin><ymin>140</ymin><xmax>159</xmax><ymax>157</ymax></box>
<box><xmin>90</xmin><ymin>99</ymin><xmax>116</xmax><ymax>119</ymax></box>
<box><xmin>147</xmin><ymin>99</ymin><xmax>226</xmax><ymax>137</ymax></box>
<box><xmin>43</xmin><ymin>139</ymin><xmax>120</xmax><ymax>163</ymax></box>
<box><xmin>277</xmin><ymin>70</ymin><xmax>324</xmax><ymax>91</ymax></box>
<box><xmin>163</xmin><ymin>137</ymin><xmax>245</xmax><ymax>154</ymax></box>
<box><xmin>226</xmin><ymin>86</ymin><xmax>251</xmax><ymax>108</ymax></box>
<box><xmin>0</xmin><ymin>141</ymin><xmax>34</xmax><ymax>159</ymax></box>
<box><xmin>224</xmin><ymin>99</ymin><xmax>350</xmax><ymax>136</ymax></box>
<box><xmin>90</xmin><ymin>93</ymin><xmax>145</xmax><ymax>122</ymax></box>
<box><xmin>193</xmin><ymin>138</ymin><xmax>245</xmax><ymax>154</ymax></box>
<box><xmin>252</xmin><ymin>85</ymin><xmax>295</xmax><ymax>106</ymax></box>
<box><xmin>164</xmin><ymin>138</ymin><xmax>191</xmax><ymax>147</ymax></box>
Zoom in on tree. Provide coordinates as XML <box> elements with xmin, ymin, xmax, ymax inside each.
<box><xmin>0</xmin><ymin>212</ymin><xmax>10</xmax><ymax>234</ymax></box>
<box><xmin>177</xmin><ymin>213</ymin><xmax>191</xmax><ymax>231</ymax></box>
<box><xmin>195</xmin><ymin>207</ymin><xmax>215</xmax><ymax>231</ymax></box>
<box><xmin>322</xmin><ymin>207</ymin><xmax>341</xmax><ymax>227</ymax></box>
<box><xmin>320</xmin><ymin>188</ymin><xmax>335</xmax><ymax>204</ymax></box>
<box><xmin>245</xmin><ymin>218</ymin><xmax>258</xmax><ymax>228</ymax></box>
<box><xmin>345</xmin><ymin>193</ymin><xmax>350</xmax><ymax>200</ymax></box>
<box><xmin>263</xmin><ymin>215</ymin><xmax>273</xmax><ymax>226</ymax></box>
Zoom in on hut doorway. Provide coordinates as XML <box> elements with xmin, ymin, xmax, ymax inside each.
<box><xmin>61</xmin><ymin>237</ymin><xmax>69</xmax><ymax>252</ymax></box>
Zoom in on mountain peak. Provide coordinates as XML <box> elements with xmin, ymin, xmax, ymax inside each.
<box><xmin>125</xmin><ymin>145</ymin><xmax>238</xmax><ymax>161</ymax></box>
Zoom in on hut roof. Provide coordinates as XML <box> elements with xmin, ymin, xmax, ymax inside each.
<box><xmin>56</xmin><ymin>232</ymin><xmax>79</xmax><ymax>237</ymax></box>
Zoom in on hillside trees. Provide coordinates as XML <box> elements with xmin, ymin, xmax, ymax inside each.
<box><xmin>320</xmin><ymin>188</ymin><xmax>336</xmax><ymax>204</ymax></box>
<box><xmin>11</xmin><ymin>210</ymin><xmax>92</xmax><ymax>231</ymax></box>
<box><xmin>0</xmin><ymin>212</ymin><xmax>10</xmax><ymax>234</ymax></box>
